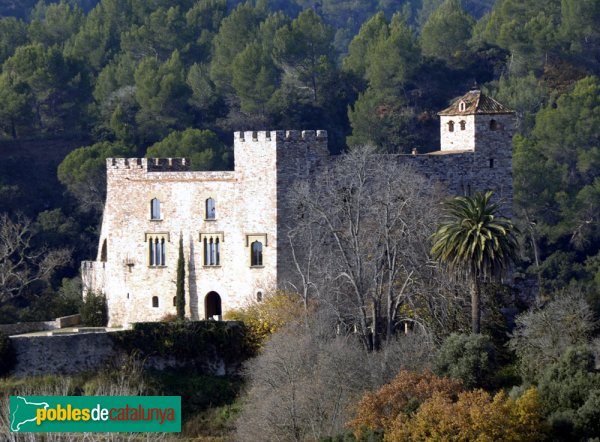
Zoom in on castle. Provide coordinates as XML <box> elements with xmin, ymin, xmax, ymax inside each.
<box><xmin>81</xmin><ymin>89</ymin><xmax>514</xmax><ymax>327</ymax></box>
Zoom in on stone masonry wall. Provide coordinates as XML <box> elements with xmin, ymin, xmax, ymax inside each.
<box><xmin>10</xmin><ymin>333</ymin><xmax>115</xmax><ymax>377</ymax></box>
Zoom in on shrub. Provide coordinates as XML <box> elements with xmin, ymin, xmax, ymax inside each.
<box><xmin>79</xmin><ymin>291</ymin><xmax>108</xmax><ymax>326</ymax></box>
<box><xmin>0</xmin><ymin>332</ymin><xmax>15</xmax><ymax>376</ymax></box>
<box><xmin>387</xmin><ymin>388</ymin><xmax>548</xmax><ymax>442</ymax></box>
<box><xmin>349</xmin><ymin>370</ymin><xmax>463</xmax><ymax>436</ymax></box>
<box><xmin>434</xmin><ymin>333</ymin><xmax>498</xmax><ymax>389</ymax></box>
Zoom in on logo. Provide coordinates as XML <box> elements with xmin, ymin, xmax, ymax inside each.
<box><xmin>10</xmin><ymin>396</ymin><xmax>181</xmax><ymax>433</ymax></box>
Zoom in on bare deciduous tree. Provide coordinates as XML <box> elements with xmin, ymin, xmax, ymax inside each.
<box><xmin>286</xmin><ymin>146</ymin><xmax>467</xmax><ymax>350</ymax></box>
<box><xmin>0</xmin><ymin>213</ymin><xmax>71</xmax><ymax>303</ymax></box>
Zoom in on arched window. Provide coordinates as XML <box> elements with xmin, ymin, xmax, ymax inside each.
<box><xmin>148</xmin><ymin>236</ymin><xmax>166</xmax><ymax>266</ymax></box>
<box><xmin>459</xmin><ymin>120</ymin><xmax>466</xmax><ymax>131</ymax></box>
<box><xmin>256</xmin><ymin>291</ymin><xmax>263</xmax><ymax>302</ymax></box>
<box><xmin>251</xmin><ymin>241</ymin><xmax>263</xmax><ymax>266</ymax></box>
<box><xmin>447</xmin><ymin>121</ymin><xmax>455</xmax><ymax>132</ymax></box>
<box><xmin>206</xmin><ymin>198</ymin><xmax>216</xmax><ymax>219</ymax></box>
<box><xmin>152</xmin><ymin>296</ymin><xmax>159</xmax><ymax>308</ymax></box>
<box><xmin>459</xmin><ymin>101</ymin><xmax>466</xmax><ymax>112</ymax></box>
<box><xmin>490</xmin><ymin>119</ymin><xmax>498</xmax><ymax>131</ymax></box>
<box><xmin>203</xmin><ymin>236</ymin><xmax>220</xmax><ymax>266</ymax></box>
<box><xmin>173</xmin><ymin>296</ymin><xmax>177</xmax><ymax>307</ymax></box>
<box><xmin>150</xmin><ymin>198</ymin><xmax>161</xmax><ymax>220</ymax></box>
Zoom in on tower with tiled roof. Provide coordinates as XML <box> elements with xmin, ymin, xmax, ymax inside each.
<box><xmin>438</xmin><ymin>88</ymin><xmax>515</xmax><ymax>152</ymax></box>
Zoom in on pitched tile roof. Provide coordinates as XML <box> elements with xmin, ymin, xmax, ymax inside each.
<box><xmin>438</xmin><ymin>90</ymin><xmax>514</xmax><ymax>116</ymax></box>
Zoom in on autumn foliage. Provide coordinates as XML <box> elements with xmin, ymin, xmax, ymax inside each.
<box><xmin>350</xmin><ymin>370</ymin><xmax>548</xmax><ymax>442</ymax></box>
<box><xmin>224</xmin><ymin>291</ymin><xmax>307</xmax><ymax>350</ymax></box>
<box><xmin>349</xmin><ymin>370</ymin><xmax>463</xmax><ymax>434</ymax></box>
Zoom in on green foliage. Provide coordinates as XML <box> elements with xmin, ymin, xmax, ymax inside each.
<box><xmin>434</xmin><ymin>332</ymin><xmax>498</xmax><ymax>389</ymax></box>
<box><xmin>79</xmin><ymin>291</ymin><xmax>107</xmax><ymax>326</ymax></box>
<box><xmin>273</xmin><ymin>9</ymin><xmax>335</xmax><ymax>102</ymax></box>
<box><xmin>57</xmin><ymin>140</ymin><xmax>135</xmax><ymax>212</ymax></box>
<box><xmin>111</xmin><ymin>321</ymin><xmax>256</xmax><ymax>366</ymax></box>
<box><xmin>176</xmin><ymin>235</ymin><xmax>185</xmax><ymax>320</ymax></box>
<box><xmin>145</xmin><ymin>128</ymin><xmax>229</xmax><ymax>171</ymax></box>
<box><xmin>431</xmin><ymin>191</ymin><xmax>519</xmax><ymax>333</ymax></box>
<box><xmin>28</xmin><ymin>1</ymin><xmax>84</xmax><ymax>47</ymax></box>
<box><xmin>514</xmin><ymin>76</ymin><xmax>600</xmax><ymax>295</ymax></box>
<box><xmin>420</xmin><ymin>0</ymin><xmax>475</xmax><ymax>66</ymax></box>
<box><xmin>134</xmin><ymin>50</ymin><xmax>192</xmax><ymax>142</ymax></box>
<box><xmin>537</xmin><ymin>346</ymin><xmax>600</xmax><ymax>440</ymax></box>
<box><xmin>0</xmin><ymin>331</ymin><xmax>15</xmax><ymax>376</ymax></box>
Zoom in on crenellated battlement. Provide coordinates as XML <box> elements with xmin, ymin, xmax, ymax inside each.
<box><xmin>106</xmin><ymin>157</ymin><xmax>191</xmax><ymax>171</ymax></box>
<box><xmin>235</xmin><ymin>130</ymin><xmax>327</xmax><ymax>142</ymax></box>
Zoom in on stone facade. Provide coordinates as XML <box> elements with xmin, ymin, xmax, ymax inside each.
<box><xmin>82</xmin><ymin>90</ymin><xmax>514</xmax><ymax>327</ymax></box>
<box><xmin>82</xmin><ymin>131</ymin><xmax>327</xmax><ymax>327</ymax></box>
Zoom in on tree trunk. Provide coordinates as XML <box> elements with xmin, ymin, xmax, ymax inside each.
<box><xmin>471</xmin><ymin>277</ymin><xmax>481</xmax><ymax>334</ymax></box>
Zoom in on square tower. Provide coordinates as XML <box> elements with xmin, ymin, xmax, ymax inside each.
<box><xmin>438</xmin><ymin>89</ymin><xmax>514</xmax><ymax>152</ymax></box>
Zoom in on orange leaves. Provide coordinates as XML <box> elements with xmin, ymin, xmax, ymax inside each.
<box><xmin>350</xmin><ymin>370</ymin><xmax>548</xmax><ymax>442</ymax></box>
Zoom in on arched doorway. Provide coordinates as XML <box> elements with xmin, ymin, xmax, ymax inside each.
<box><xmin>204</xmin><ymin>291</ymin><xmax>222</xmax><ymax>320</ymax></box>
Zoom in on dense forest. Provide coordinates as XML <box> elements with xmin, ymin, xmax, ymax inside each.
<box><xmin>0</xmin><ymin>0</ymin><xmax>600</xmax><ymax>439</ymax></box>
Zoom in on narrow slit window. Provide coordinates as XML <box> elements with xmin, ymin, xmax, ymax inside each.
<box><xmin>489</xmin><ymin>158</ymin><xmax>494</xmax><ymax>168</ymax></box>
<box><xmin>203</xmin><ymin>238</ymin><xmax>208</xmax><ymax>265</ymax></box>
<box><xmin>151</xmin><ymin>198</ymin><xmax>161</xmax><ymax>220</ymax></box>
<box><xmin>206</xmin><ymin>198</ymin><xmax>216</xmax><ymax>219</ymax></box>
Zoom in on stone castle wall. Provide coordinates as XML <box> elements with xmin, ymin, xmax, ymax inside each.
<box><xmin>82</xmin><ymin>110</ymin><xmax>514</xmax><ymax>326</ymax></box>
<box><xmin>83</xmin><ymin>130</ymin><xmax>329</xmax><ymax>327</ymax></box>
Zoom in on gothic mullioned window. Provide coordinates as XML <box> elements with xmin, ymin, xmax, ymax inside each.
<box><xmin>206</xmin><ymin>198</ymin><xmax>216</xmax><ymax>219</ymax></box>
<box><xmin>251</xmin><ymin>241</ymin><xmax>263</xmax><ymax>266</ymax></box>
<box><xmin>200</xmin><ymin>233</ymin><xmax>223</xmax><ymax>266</ymax></box>
<box><xmin>147</xmin><ymin>233</ymin><xmax>168</xmax><ymax>266</ymax></box>
<box><xmin>447</xmin><ymin>121</ymin><xmax>455</xmax><ymax>132</ymax></box>
<box><xmin>203</xmin><ymin>237</ymin><xmax>220</xmax><ymax>265</ymax></box>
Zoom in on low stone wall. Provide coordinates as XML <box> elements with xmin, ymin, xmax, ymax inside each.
<box><xmin>8</xmin><ymin>321</ymin><xmax>252</xmax><ymax>378</ymax></box>
<box><xmin>0</xmin><ymin>314</ymin><xmax>81</xmax><ymax>337</ymax></box>
<box><xmin>10</xmin><ymin>332</ymin><xmax>115</xmax><ymax>377</ymax></box>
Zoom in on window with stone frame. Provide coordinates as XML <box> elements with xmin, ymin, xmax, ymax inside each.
<box><xmin>200</xmin><ymin>232</ymin><xmax>224</xmax><ymax>266</ymax></box>
<box><xmin>146</xmin><ymin>233</ymin><xmax>169</xmax><ymax>266</ymax></box>
<box><xmin>246</xmin><ymin>234</ymin><xmax>267</xmax><ymax>267</ymax></box>
<box><xmin>251</xmin><ymin>241</ymin><xmax>263</xmax><ymax>266</ymax></box>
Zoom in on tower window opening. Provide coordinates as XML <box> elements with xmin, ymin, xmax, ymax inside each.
<box><xmin>251</xmin><ymin>241</ymin><xmax>263</xmax><ymax>267</ymax></box>
<box><xmin>206</xmin><ymin>198</ymin><xmax>216</xmax><ymax>219</ymax></box>
<box><xmin>448</xmin><ymin>121</ymin><xmax>455</xmax><ymax>132</ymax></box>
<box><xmin>257</xmin><ymin>291</ymin><xmax>263</xmax><ymax>302</ymax></box>
<box><xmin>490</xmin><ymin>119</ymin><xmax>499</xmax><ymax>131</ymax></box>
<box><xmin>459</xmin><ymin>101</ymin><xmax>466</xmax><ymax>112</ymax></box>
<box><xmin>152</xmin><ymin>296</ymin><xmax>159</xmax><ymax>308</ymax></box>
<box><xmin>489</xmin><ymin>158</ymin><xmax>494</xmax><ymax>168</ymax></box>
<box><xmin>150</xmin><ymin>198</ymin><xmax>161</xmax><ymax>220</ymax></box>
<box><xmin>459</xmin><ymin>120</ymin><xmax>466</xmax><ymax>131</ymax></box>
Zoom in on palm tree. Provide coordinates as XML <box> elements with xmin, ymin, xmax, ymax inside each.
<box><xmin>431</xmin><ymin>191</ymin><xmax>519</xmax><ymax>334</ymax></box>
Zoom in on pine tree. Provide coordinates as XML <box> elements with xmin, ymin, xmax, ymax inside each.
<box><xmin>176</xmin><ymin>234</ymin><xmax>186</xmax><ymax>320</ymax></box>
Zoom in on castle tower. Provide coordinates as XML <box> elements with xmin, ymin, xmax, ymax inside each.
<box><xmin>437</xmin><ymin>89</ymin><xmax>515</xmax><ymax>215</ymax></box>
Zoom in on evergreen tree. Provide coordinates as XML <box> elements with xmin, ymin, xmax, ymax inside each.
<box><xmin>420</xmin><ymin>0</ymin><xmax>475</xmax><ymax>66</ymax></box>
<box><xmin>176</xmin><ymin>234</ymin><xmax>185</xmax><ymax>320</ymax></box>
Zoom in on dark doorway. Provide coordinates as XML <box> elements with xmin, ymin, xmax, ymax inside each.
<box><xmin>205</xmin><ymin>291</ymin><xmax>222</xmax><ymax>320</ymax></box>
